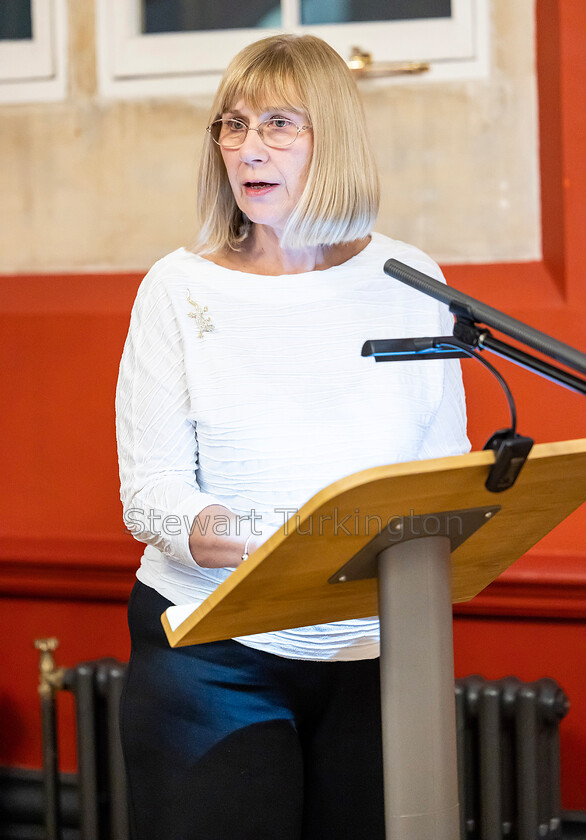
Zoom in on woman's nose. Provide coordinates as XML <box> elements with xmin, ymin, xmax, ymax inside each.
<box><xmin>238</xmin><ymin>127</ymin><xmax>269</xmax><ymax>163</ymax></box>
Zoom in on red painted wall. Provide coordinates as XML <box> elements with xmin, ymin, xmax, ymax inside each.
<box><xmin>1</xmin><ymin>0</ymin><xmax>584</xmax><ymax>809</ymax></box>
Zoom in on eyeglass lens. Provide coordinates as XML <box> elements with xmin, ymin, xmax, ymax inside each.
<box><xmin>211</xmin><ymin>119</ymin><xmax>301</xmax><ymax>148</ymax></box>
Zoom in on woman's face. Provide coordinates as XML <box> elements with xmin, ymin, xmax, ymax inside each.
<box><xmin>220</xmin><ymin>100</ymin><xmax>313</xmax><ymax>241</ymax></box>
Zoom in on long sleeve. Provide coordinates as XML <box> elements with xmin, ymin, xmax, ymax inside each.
<box><xmin>417</xmin><ymin>356</ymin><xmax>470</xmax><ymax>460</ymax></box>
<box><xmin>417</xmin><ymin>300</ymin><xmax>470</xmax><ymax>461</ymax></box>
<box><xmin>385</xmin><ymin>244</ymin><xmax>469</xmax><ymax>462</ymax></box>
<box><xmin>115</xmin><ymin>265</ymin><xmax>221</xmax><ymax>565</ymax></box>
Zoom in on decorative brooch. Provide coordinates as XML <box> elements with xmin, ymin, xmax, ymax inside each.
<box><xmin>187</xmin><ymin>290</ymin><xmax>215</xmax><ymax>338</ymax></box>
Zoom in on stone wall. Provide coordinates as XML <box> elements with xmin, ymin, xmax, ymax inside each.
<box><xmin>0</xmin><ymin>0</ymin><xmax>540</xmax><ymax>272</ymax></box>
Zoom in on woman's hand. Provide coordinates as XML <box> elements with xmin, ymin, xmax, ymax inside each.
<box><xmin>189</xmin><ymin>504</ymin><xmax>262</xmax><ymax>569</ymax></box>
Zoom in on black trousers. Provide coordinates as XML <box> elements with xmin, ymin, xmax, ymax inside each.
<box><xmin>121</xmin><ymin>581</ymin><xmax>385</xmax><ymax>840</ymax></box>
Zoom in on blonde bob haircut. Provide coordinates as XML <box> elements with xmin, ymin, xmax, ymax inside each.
<box><xmin>195</xmin><ymin>34</ymin><xmax>380</xmax><ymax>253</ymax></box>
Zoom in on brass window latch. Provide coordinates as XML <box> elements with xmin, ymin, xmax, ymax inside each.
<box><xmin>347</xmin><ymin>47</ymin><xmax>430</xmax><ymax>78</ymax></box>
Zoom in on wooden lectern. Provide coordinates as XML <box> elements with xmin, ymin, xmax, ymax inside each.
<box><xmin>162</xmin><ymin>439</ymin><xmax>586</xmax><ymax>840</ymax></box>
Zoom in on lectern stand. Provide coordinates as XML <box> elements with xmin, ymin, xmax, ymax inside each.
<box><xmin>162</xmin><ymin>439</ymin><xmax>586</xmax><ymax>840</ymax></box>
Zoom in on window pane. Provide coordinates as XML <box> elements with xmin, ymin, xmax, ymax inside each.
<box><xmin>301</xmin><ymin>0</ymin><xmax>451</xmax><ymax>26</ymax></box>
<box><xmin>142</xmin><ymin>0</ymin><xmax>281</xmax><ymax>33</ymax></box>
<box><xmin>0</xmin><ymin>0</ymin><xmax>32</xmax><ymax>40</ymax></box>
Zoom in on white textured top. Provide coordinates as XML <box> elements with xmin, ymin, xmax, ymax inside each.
<box><xmin>115</xmin><ymin>232</ymin><xmax>469</xmax><ymax>660</ymax></box>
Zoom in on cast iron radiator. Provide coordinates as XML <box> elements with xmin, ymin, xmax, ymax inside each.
<box><xmin>36</xmin><ymin>639</ymin><xmax>129</xmax><ymax>840</ymax></box>
<box><xmin>36</xmin><ymin>639</ymin><xmax>569</xmax><ymax>840</ymax></box>
<box><xmin>455</xmin><ymin>675</ymin><xmax>569</xmax><ymax>840</ymax></box>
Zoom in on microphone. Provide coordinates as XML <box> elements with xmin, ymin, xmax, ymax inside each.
<box><xmin>361</xmin><ymin>336</ymin><xmax>467</xmax><ymax>361</ymax></box>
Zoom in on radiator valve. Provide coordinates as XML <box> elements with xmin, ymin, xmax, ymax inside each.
<box><xmin>34</xmin><ymin>637</ymin><xmax>65</xmax><ymax>698</ymax></box>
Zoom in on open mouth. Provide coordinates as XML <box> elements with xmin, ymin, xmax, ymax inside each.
<box><xmin>245</xmin><ymin>181</ymin><xmax>278</xmax><ymax>189</ymax></box>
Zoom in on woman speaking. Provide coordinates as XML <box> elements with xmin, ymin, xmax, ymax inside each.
<box><xmin>116</xmin><ymin>33</ymin><xmax>469</xmax><ymax>840</ymax></box>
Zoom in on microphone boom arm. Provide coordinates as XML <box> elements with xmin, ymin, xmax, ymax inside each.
<box><xmin>361</xmin><ymin>259</ymin><xmax>586</xmax><ymax>491</ymax></box>
<box><xmin>368</xmin><ymin>259</ymin><xmax>586</xmax><ymax>395</ymax></box>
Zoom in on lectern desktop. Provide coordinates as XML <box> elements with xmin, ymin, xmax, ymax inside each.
<box><xmin>162</xmin><ymin>439</ymin><xmax>586</xmax><ymax>840</ymax></box>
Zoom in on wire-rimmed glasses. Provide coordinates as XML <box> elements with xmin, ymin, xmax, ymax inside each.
<box><xmin>207</xmin><ymin>117</ymin><xmax>311</xmax><ymax>149</ymax></box>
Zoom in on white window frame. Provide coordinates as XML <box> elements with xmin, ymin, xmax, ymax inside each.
<box><xmin>96</xmin><ymin>0</ymin><xmax>489</xmax><ymax>100</ymax></box>
<box><xmin>0</xmin><ymin>0</ymin><xmax>67</xmax><ymax>103</ymax></box>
